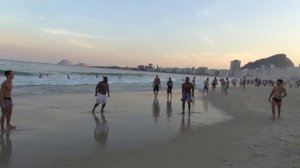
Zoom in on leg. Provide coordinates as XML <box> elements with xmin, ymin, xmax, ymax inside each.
<box><xmin>6</xmin><ymin>111</ymin><xmax>15</xmax><ymax>129</ymax></box>
<box><xmin>92</xmin><ymin>103</ymin><xmax>99</xmax><ymax>112</ymax></box>
<box><xmin>277</xmin><ymin>102</ymin><xmax>282</xmax><ymax>119</ymax></box>
<box><xmin>271</xmin><ymin>101</ymin><xmax>276</xmax><ymax>120</ymax></box>
<box><xmin>182</xmin><ymin>101</ymin><xmax>185</xmax><ymax>114</ymax></box>
<box><xmin>188</xmin><ymin>102</ymin><xmax>191</xmax><ymax>114</ymax></box>
<box><xmin>101</xmin><ymin>104</ymin><xmax>106</xmax><ymax>113</ymax></box>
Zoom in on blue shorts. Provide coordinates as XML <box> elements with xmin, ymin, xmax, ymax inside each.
<box><xmin>181</xmin><ymin>93</ymin><xmax>192</xmax><ymax>103</ymax></box>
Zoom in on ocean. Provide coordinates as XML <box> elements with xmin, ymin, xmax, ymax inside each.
<box><xmin>0</xmin><ymin>59</ymin><xmax>207</xmax><ymax>95</ymax></box>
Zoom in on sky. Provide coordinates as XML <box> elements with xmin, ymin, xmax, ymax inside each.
<box><xmin>0</xmin><ymin>0</ymin><xmax>300</xmax><ymax>69</ymax></box>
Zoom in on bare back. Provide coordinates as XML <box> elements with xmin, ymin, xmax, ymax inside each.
<box><xmin>96</xmin><ymin>81</ymin><xmax>109</xmax><ymax>95</ymax></box>
<box><xmin>182</xmin><ymin>82</ymin><xmax>194</xmax><ymax>95</ymax></box>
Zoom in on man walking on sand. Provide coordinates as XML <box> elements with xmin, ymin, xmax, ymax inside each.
<box><xmin>181</xmin><ymin>77</ymin><xmax>194</xmax><ymax>116</ymax></box>
<box><xmin>0</xmin><ymin>70</ymin><xmax>16</xmax><ymax>132</ymax></box>
<box><xmin>92</xmin><ymin>77</ymin><xmax>110</xmax><ymax>113</ymax></box>
<box><xmin>152</xmin><ymin>75</ymin><xmax>161</xmax><ymax>97</ymax></box>
<box><xmin>269</xmin><ymin>79</ymin><xmax>287</xmax><ymax>120</ymax></box>
<box><xmin>166</xmin><ymin>77</ymin><xmax>173</xmax><ymax>98</ymax></box>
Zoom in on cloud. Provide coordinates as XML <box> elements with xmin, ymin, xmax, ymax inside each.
<box><xmin>39</xmin><ymin>28</ymin><xmax>128</xmax><ymax>41</ymax></box>
<box><xmin>69</xmin><ymin>40</ymin><xmax>96</xmax><ymax>49</ymax></box>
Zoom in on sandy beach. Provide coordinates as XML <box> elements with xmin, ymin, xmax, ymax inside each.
<box><xmin>1</xmin><ymin>86</ymin><xmax>300</xmax><ymax>168</ymax></box>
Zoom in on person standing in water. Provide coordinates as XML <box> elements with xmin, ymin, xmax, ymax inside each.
<box><xmin>166</xmin><ymin>77</ymin><xmax>173</xmax><ymax>99</ymax></box>
<box><xmin>269</xmin><ymin>79</ymin><xmax>287</xmax><ymax>120</ymax></box>
<box><xmin>192</xmin><ymin>76</ymin><xmax>196</xmax><ymax>90</ymax></box>
<box><xmin>212</xmin><ymin>77</ymin><xmax>218</xmax><ymax>91</ymax></box>
<box><xmin>92</xmin><ymin>77</ymin><xmax>110</xmax><ymax>113</ymax></box>
<box><xmin>181</xmin><ymin>77</ymin><xmax>194</xmax><ymax>117</ymax></box>
<box><xmin>152</xmin><ymin>75</ymin><xmax>161</xmax><ymax>97</ymax></box>
<box><xmin>203</xmin><ymin>78</ymin><xmax>209</xmax><ymax>95</ymax></box>
<box><xmin>0</xmin><ymin>71</ymin><xmax>16</xmax><ymax>132</ymax></box>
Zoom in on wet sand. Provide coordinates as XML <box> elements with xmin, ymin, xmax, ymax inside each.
<box><xmin>1</xmin><ymin>87</ymin><xmax>300</xmax><ymax>168</ymax></box>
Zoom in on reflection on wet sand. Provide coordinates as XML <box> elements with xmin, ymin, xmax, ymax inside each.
<box><xmin>0</xmin><ymin>131</ymin><xmax>12</xmax><ymax>167</ymax></box>
<box><xmin>166</xmin><ymin>99</ymin><xmax>172</xmax><ymax>121</ymax></box>
<box><xmin>152</xmin><ymin>97</ymin><xmax>160</xmax><ymax>123</ymax></box>
<box><xmin>92</xmin><ymin>112</ymin><xmax>109</xmax><ymax>145</ymax></box>
<box><xmin>180</xmin><ymin>115</ymin><xmax>191</xmax><ymax>133</ymax></box>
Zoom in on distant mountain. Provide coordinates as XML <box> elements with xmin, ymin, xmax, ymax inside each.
<box><xmin>242</xmin><ymin>54</ymin><xmax>294</xmax><ymax>69</ymax></box>
<box><xmin>57</xmin><ymin>59</ymin><xmax>72</xmax><ymax>66</ymax></box>
<box><xmin>76</xmin><ymin>63</ymin><xmax>89</xmax><ymax>67</ymax></box>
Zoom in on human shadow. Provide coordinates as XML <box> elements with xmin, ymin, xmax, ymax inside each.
<box><xmin>0</xmin><ymin>131</ymin><xmax>12</xmax><ymax>167</ymax></box>
<box><xmin>92</xmin><ymin>112</ymin><xmax>109</xmax><ymax>146</ymax></box>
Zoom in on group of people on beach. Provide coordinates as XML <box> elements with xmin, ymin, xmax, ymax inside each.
<box><xmin>0</xmin><ymin>70</ymin><xmax>290</xmax><ymax>133</ymax></box>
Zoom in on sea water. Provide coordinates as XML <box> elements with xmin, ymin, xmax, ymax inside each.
<box><xmin>0</xmin><ymin>59</ymin><xmax>208</xmax><ymax>94</ymax></box>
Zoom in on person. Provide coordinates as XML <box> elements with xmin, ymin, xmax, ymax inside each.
<box><xmin>0</xmin><ymin>71</ymin><xmax>16</xmax><ymax>132</ymax></box>
<box><xmin>181</xmin><ymin>77</ymin><xmax>194</xmax><ymax>116</ymax></box>
<box><xmin>212</xmin><ymin>77</ymin><xmax>218</xmax><ymax>91</ymax></box>
<box><xmin>242</xmin><ymin>76</ymin><xmax>246</xmax><ymax>89</ymax></box>
<box><xmin>166</xmin><ymin>77</ymin><xmax>173</xmax><ymax>98</ymax></box>
<box><xmin>92</xmin><ymin>77</ymin><xmax>110</xmax><ymax>113</ymax></box>
<box><xmin>67</xmin><ymin>74</ymin><xmax>70</xmax><ymax>79</ymax></box>
<box><xmin>152</xmin><ymin>75</ymin><xmax>161</xmax><ymax>96</ymax></box>
<box><xmin>224</xmin><ymin>77</ymin><xmax>230</xmax><ymax>95</ymax></box>
<box><xmin>220</xmin><ymin>78</ymin><xmax>226</xmax><ymax>94</ymax></box>
<box><xmin>268</xmin><ymin>79</ymin><xmax>287</xmax><ymax>120</ymax></box>
<box><xmin>203</xmin><ymin>78</ymin><xmax>209</xmax><ymax>95</ymax></box>
<box><xmin>192</xmin><ymin>76</ymin><xmax>196</xmax><ymax>89</ymax></box>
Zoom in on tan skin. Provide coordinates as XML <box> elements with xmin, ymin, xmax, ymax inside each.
<box><xmin>181</xmin><ymin>77</ymin><xmax>194</xmax><ymax>116</ymax></box>
<box><xmin>152</xmin><ymin>75</ymin><xmax>161</xmax><ymax>96</ymax></box>
<box><xmin>92</xmin><ymin>78</ymin><xmax>110</xmax><ymax>113</ymax></box>
<box><xmin>269</xmin><ymin>81</ymin><xmax>287</xmax><ymax>120</ymax></box>
<box><xmin>0</xmin><ymin>72</ymin><xmax>15</xmax><ymax>131</ymax></box>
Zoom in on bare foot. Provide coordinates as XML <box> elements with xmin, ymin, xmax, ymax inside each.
<box><xmin>7</xmin><ymin>125</ymin><xmax>16</xmax><ymax>130</ymax></box>
<box><xmin>180</xmin><ymin>112</ymin><xmax>185</xmax><ymax>115</ymax></box>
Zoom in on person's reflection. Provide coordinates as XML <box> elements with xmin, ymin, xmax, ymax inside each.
<box><xmin>180</xmin><ymin>115</ymin><xmax>191</xmax><ymax>133</ymax></box>
<box><xmin>92</xmin><ymin>112</ymin><xmax>109</xmax><ymax>145</ymax></box>
<box><xmin>152</xmin><ymin>97</ymin><xmax>160</xmax><ymax>123</ymax></box>
<box><xmin>166</xmin><ymin>99</ymin><xmax>172</xmax><ymax>121</ymax></box>
<box><xmin>203</xmin><ymin>99</ymin><xmax>209</xmax><ymax>113</ymax></box>
<box><xmin>0</xmin><ymin>131</ymin><xmax>12</xmax><ymax>167</ymax></box>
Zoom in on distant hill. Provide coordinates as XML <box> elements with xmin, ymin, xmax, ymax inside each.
<box><xmin>242</xmin><ymin>54</ymin><xmax>294</xmax><ymax>69</ymax></box>
<box><xmin>76</xmin><ymin>63</ymin><xmax>89</xmax><ymax>67</ymax></box>
<box><xmin>57</xmin><ymin>59</ymin><xmax>72</xmax><ymax>66</ymax></box>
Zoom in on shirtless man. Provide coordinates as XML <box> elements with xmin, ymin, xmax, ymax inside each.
<box><xmin>192</xmin><ymin>76</ymin><xmax>196</xmax><ymax>89</ymax></box>
<box><xmin>152</xmin><ymin>75</ymin><xmax>161</xmax><ymax>96</ymax></box>
<box><xmin>166</xmin><ymin>77</ymin><xmax>173</xmax><ymax>98</ymax></box>
<box><xmin>181</xmin><ymin>77</ymin><xmax>194</xmax><ymax>116</ymax></box>
<box><xmin>0</xmin><ymin>70</ymin><xmax>16</xmax><ymax>132</ymax></box>
<box><xmin>92</xmin><ymin>77</ymin><xmax>110</xmax><ymax>113</ymax></box>
<box><xmin>268</xmin><ymin>79</ymin><xmax>287</xmax><ymax>120</ymax></box>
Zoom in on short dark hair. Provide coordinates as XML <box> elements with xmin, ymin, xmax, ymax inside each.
<box><xmin>4</xmin><ymin>70</ymin><xmax>13</xmax><ymax>77</ymax></box>
<box><xmin>103</xmin><ymin>76</ymin><xmax>108</xmax><ymax>81</ymax></box>
<box><xmin>277</xmin><ymin>79</ymin><xmax>283</xmax><ymax>84</ymax></box>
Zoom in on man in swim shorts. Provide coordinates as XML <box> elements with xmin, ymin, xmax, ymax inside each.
<box><xmin>152</xmin><ymin>75</ymin><xmax>161</xmax><ymax>97</ymax></box>
<box><xmin>181</xmin><ymin>77</ymin><xmax>194</xmax><ymax>115</ymax></box>
<box><xmin>0</xmin><ymin>70</ymin><xmax>16</xmax><ymax>132</ymax></box>
<box><xmin>268</xmin><ymin>79</ymin><xmax>287</xmax><ymax>120</ymax></box>
<box><xmin>166</xmin><ymin>77</ymin><xmax>173</xmax><ymax>98</ymax></box>
<box><xmin>92</xmin><ymin>77</ymin><xmax>110</xmax><ymax>113</ymax></box>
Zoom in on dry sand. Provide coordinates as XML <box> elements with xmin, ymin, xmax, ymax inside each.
<box><xmin>1</xmin><ymin>87</ymin><xmax>299</xmax><ymax>168</ymax></box>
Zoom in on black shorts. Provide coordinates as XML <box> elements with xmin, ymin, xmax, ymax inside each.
<box><xmin>167</xmin><ymin>87</ymin><xmax>172</xmax><ymax>93</ymax></box>
<box><xmin>153</xmin><ymin>85</ymin><xmax>159</xmax><ymax>92</ymax></box>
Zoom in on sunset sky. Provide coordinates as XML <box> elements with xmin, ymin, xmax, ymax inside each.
<box><xmin>0</xmin><ymin>0</ymin><xmax>299</xmax><ymax>69</ymax></box>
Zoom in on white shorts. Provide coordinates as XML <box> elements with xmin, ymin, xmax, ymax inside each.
<box><xmin>96</xmin><ymin>94</ymin><xmax>108</xmax><ymax>104</ymax></box>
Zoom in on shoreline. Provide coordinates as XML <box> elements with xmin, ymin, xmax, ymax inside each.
<box><xmin>3</xmin><ymin>87</ymin><xmax>300</xmax><ymax>167</ymax></box>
